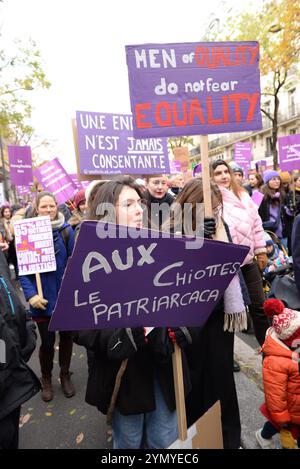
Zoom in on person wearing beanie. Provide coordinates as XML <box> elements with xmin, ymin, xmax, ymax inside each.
<box><xmin>68</xmin><ymin>189</ymin><xmax>87</xmax><ymax>230</ymax></box>
<box><xmin>263</xmin><ymin>232</ymin><xmax>290</xmax><ymax>276</ymax></box>
<box><xmin>229</xmin><ymin>163</ymin><xmax>244</xmax><ymax>187</ymax></box>
<box><xmin>259</xmin><ymin>171</ymin><xmax>288</xmax><ymax>248</ymax></box>
<box><xmin>255</xmin><ymin>298</ymin><xmax>300</xmax><ymax>449</ymax></box>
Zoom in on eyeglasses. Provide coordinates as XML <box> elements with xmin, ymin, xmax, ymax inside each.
<box><xmin>116</xmin><ymin>199</ymin><xmax>147</xmax><ymax>212</ymax></box>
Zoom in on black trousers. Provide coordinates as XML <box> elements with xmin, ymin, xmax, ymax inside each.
<box><xmin>0</xmin><ymin>406</ymin><xmax>21</xmax><ymax>449</ymax></box>
<box><xmin>241</xmin><ymin>261</ymin><xmax>269</xmax><ymax>346</ymax></box>
<box><xmin>37</xmin><ymin>319</ymin><xmax>72</xmax><ymax>352</ymax></box>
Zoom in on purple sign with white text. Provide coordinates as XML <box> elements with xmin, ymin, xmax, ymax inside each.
<box><xmin>170</xmin><ymin>160</ymin><xmax>182</xmax><ymax>174</ymax></box>
<box><xmin>193</xmin><ymin>163</ymin><xmax>202</xmax><ymax>177</ymax></box>
<box><xmin>14</xmin><ymin>216</ymin><xmax>56</xmax><ymax>275</ymax></box>
<box><xmin>34</xmin><ymin>159</ymin><xmax>77</xmax><ymax>205</ymax></box>
<box><xmin>76</xmin><ymin>111</ymin><xmax>170</xmax><ymax>175</ymax></box>
<box><xmin>126</xmin><ymin>41</ymin><xmax>262</xmax><ymax>138</ymax></box>
<box><xmin>279</xmin><ymin>134</ymin><xmax>300</xmax><ymax>171</ymax></box>
<box><xmin>8</xmin><ymin>145</ymin><xmax>33</xmax><ymax>185</ymax></box>
<box><xmin>234</xmin><ymin>142</ymin><xmax>252</xmax><ymax>177</ymax></box>
<box><xmin>49</xmin><ymin>221</ymin><xmax>249</xmax><ymax>331</ymax></box>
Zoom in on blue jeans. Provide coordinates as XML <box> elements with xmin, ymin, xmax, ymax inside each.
<box><xmin>112</xmin><ymin>380</ymin><xmax>178</xmax><ymax>449</ymax></box>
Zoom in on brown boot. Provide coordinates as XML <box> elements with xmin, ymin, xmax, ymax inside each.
<box><xmin>59</xmin><ymin>336</ymin><xmax>75</xmax><ymax>398</ymax></box>
<box><xmin>41</xmin><ymin>376</ymin><xmax>54</xmax><ymax>402</ymax></box>
<box><xmin>59</xmin><ymin>371</ymin><xmax>75</xmax><ymax>398</ymax></box>
<box><xmin>39</xmin><ymin>347</ymin><xmax>54</xmax><ymax>402</ymax></box>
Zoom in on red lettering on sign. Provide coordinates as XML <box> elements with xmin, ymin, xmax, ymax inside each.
<box><xmin>136</xmin><ymin>103</ymin><xmax>152</xmax><ymax>128</ymax></box>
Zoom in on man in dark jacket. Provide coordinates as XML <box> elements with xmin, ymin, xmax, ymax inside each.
<box><xmin>0</xmin><ymin>249</ymin><xmax>40</xmax><ymax>449</ymax></box>
<box><xmin>292</xmin><ymin>213</ymin><xmax>300</xmax><ymax>298</ymax></box>
<box><xmin>144</xmin><ymin>174</ymin><xmax>174</xmax><ymax>230</ymax></box>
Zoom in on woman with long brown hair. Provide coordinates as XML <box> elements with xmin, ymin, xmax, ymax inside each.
<box><xmin>165</xmin><ymin>177</ymin><xmax>249</xmax><ymax>449</ymax></box>
<box><xmin>210</xmin><ymin>160</ymin><xmax>269</xmax><ymax>348</ymax></box>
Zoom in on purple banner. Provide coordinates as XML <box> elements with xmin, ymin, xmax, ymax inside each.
<box><xmin>255</xmin><ymin>160</ymin><xmax>267</xmax><ymax>173</ymax></box>
<box><xmin>69</xmin><ymin>173</ymin><xmax>83</xmax><ymax>190</ymax></box>
<box><xmin>49</xmin><ymin>221</ymin><xmax>249</xmax><ymax>331</ymax></box>
<box><xmin>14</xmin><ymin>216</ymin><xmax>56</xmax><ymax>275</ymax></box>
<box><xmin>126</xmin><ymin>41</ymin><xmax>262</xmax><ymax>138</ymax></box>
<box><xmin>278</xmin><ymin>134</ymin><xmax>300</xmax><ymax>171</ymax></box>
<box><xmin>251</xmin><ymin>190</ymin><xmax>264</xmax><ymax>208</ymax></box>
<box><xmin>76</xmin><ymin>111</ymin><xmax>170</xmax><ymax>175</ymax></box>
<box><xmin>16</xmin><ymin>185</ymin><xmax>29</xmax><ymax>196</ymax></box>
<box><xmin>33</xmin><ymin>159</ymin><xmax>78</xmax><ymax>205</ymax></box>
<box><xmin>8</xmin><ymin>145</ymin><xmax>33</xmax><ymax>185</ymax></box>
<box><xmin>234</xmin><ymin>142</ymin><xmax>252</xmax><ymax>177</ymax></box>
<box><xmin>193</xmin><ymin>163</ymin><xmax>202</xmax><ymax>177</ymax></box>
<box><xmin>169</xmin><ymin>160</ymin><xmax>182</xmax><ymax>174</ymax></box>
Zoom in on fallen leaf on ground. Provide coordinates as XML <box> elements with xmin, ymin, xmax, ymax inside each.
<box><xmin>76</xmin><ymin>433</ymin><xmax>84</xmax><ymax>444</ymax></box>
<box><xmin>45</xmin><ymin>412</ymin><xmax>52</xmax><ymax>417</ymax></box>
<box><xmin>19</xmin><ymin>413</ymin><xmax>31</xmax><ymax>428</ymax></box>
<box><xmin>69</xmin><ymin>409</ymin><xmax>77</xmax><ymax>416</ymax></box>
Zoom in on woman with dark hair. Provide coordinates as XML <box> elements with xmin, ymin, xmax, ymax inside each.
<box><xmin>283</xmin><ymin>173</ymin><xmax>300</xmax><ymax>254</ymax></box>
<box><xmin>165</xmin><ymin>177</ymin><xmax>248</xmax><ymax>449</ymax></box>
<box><xmin>259</xmin><ymin>170</ymin><xmax>287</xmax><ymax>248</ymax></box>
<box><xmin>19</xmin><ymin>191</ymin><xmax>75</xmax><ymax>402</ymax></box>
<box><xmin>73</xmin><ymin>176</ymin><xmax>195</xmax><ymax>449</ymax></box>
<box><xmin>210</xmin><ymin>160</ymin><xmax>269</xmax><ymax>348</ymax></box>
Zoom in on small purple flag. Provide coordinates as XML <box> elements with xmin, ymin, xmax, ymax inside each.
<box><xmin>251</xmin><ymin>190</ymin><xmax>264</xmax><ymax>208</ymax></box>
<box><xmin>34</xmin><ymin>159</ymin><xmax>77</xmax><ymax>205</ymax></box>
<box><xmin>8</xmin><ymin>145</ymin><xmax>33</xmax><ymax>185</ymax></box>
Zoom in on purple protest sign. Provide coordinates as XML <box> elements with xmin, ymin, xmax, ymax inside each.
<box><xmin>125</xmin><ymin>41</ymin><xmax>262</xmax><ymax>138</ymax></box>
<box><xmin>16</xmin><ymin>185</ymin><xmax>29</xmax><ymax>196</ymax></box>
<box><xmin>76</xmin><ymin>111</ymin><xmax>170</xmax><ymax>175</ymax></box>
<box><xmin>49</xmin><ymin>221</ymin><xmax>249</xmax><ymax>331</ymax></box>
<box><xmin>278</xmin><ymin>134</ymin><xmax>300</xmax><ymax>171</ymax></box>
<box><xmin>34</xmin><ymin>159</ymin><xmax>77</xmax><ymax>205</ymax></box>
<box><xmin>14</xmin><ymin>216</ymin><xmax>56</xmax><ymax>275</ymax></box>
<box><xmin>8</xmin><ymin>145</ymin><xmax>33</xmax><ymax>185</ymax></box>
<box><xmin>255</xmin><ymin>160</ymin><xmax>267</xmax><ymax>173</ymax></box>
<box><xmin>170</xmin><ymin>160</ymin><xmax>182</xmax><ymax>174</ymax></box>
<box><xmin>69</xmin><ymin>173</ymin><xmax>83</xmax><ymax>190</ymax></box>
<box><xmin>251</xmin><ymin>190</ymin><xmax>264</xmax><ymax>208</ymax></box>
<box><xmin>234</xmin><ymin>142</ymin><xmax>252</xmax><ymax>178</ymax></box>
<box><xmin>193</xmin><ymin>163</ymin><xmax>202</xmax><ymax>177</ymax></box>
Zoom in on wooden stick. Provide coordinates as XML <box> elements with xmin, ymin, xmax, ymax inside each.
<box><xmin>172</xmin><ymin>343</ymin><xmax>187</xmax><ymax>441</ymax></box>
<box><xmin>200</xmin><ymin>135</ymin><xmax>213</xmax><ymax>217</ymax></box>
<box><xmin>35</xmin><ymin>272</ymin><xmax>43</xmax><ymax>297</ymax></box>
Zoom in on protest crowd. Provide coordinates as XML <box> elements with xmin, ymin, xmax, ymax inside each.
<box><xmin>1</xmin><ymin>162</ymin><xmax>300</xmax><ymax>451</ymax></box>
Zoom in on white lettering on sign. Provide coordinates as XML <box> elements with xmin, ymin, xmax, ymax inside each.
<box><xmin>134</xmin><ymin>49</ymin><xmax>177</xmax><ymax>69</ymax></box>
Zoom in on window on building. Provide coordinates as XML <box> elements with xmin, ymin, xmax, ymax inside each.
<box><xmin>264</xmin><ymin>101</ymin><xmax>271</xmax><ymax>116</ymax></box>
<box><xmin>289</xmin><ymin>128</ymin><xmax>297</xmax><ymax>135</ymax></box>
<box><xmin>288</xmin><ymin>89</ymin><xmax>296</xmax><ymax>117</ymax></box>
<box><xmin>266</xmin><ymin>137</ymin><xmax>272</xmax><ymax>156</ymax></box>
<box><xmin>252</xmin><ymin>136</ymin><xmax>256</xmax><ymax>148</ymax></box>
<box><xmin>230</xmin><ymin>148</ymin><xmax>234</xmax><ymax>159</ymax></box>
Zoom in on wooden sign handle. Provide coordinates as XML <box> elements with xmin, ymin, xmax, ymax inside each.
<box><xmin>172</xmin><ymin>343</ymin><xmax>187</xmax><ymax>441</ymax></box>
<box><xmin>35</xmin><ymin>272</ymin><xmax>43</xmax><ymax>297</ymax></box>
<box><xmin>200</xmin><ymin>135</ymin><xmax>213</xmax><ymax>217</ymax></box>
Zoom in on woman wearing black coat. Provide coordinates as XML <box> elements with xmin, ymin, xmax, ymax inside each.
<box><xmin>0</xmin><ymin>249</ymin><xmax>40</xmax><ymax>449</ymax></box>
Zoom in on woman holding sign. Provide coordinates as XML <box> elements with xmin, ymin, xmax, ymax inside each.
<box><xmin>165</xmin><ymin>177</ymin><xmax>249</xmax><ymax>449</ymax></box>
<box><xmin>73</xmin><ymin>176</ymin><xmax>197</xmax><ymax>449</ymax></box>
<box><xmin>19</xmin><ymin>191</ymin><xmax>75</xmax><ymax>402</ymax></box>
<box><xmin>210</xmin><ymin>160</ymin><xmax>269</xmax><ymax>348</ymax></box>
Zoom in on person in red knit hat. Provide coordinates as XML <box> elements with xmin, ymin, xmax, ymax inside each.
<box><xmin>68</xmin><ymin>189</ymin><xmax>87</xmax><ymax>230</ymax></box>
<box><xmin>255</xmin><ymin>298</ymin><xmax>300</xmax><ymax>449</ymax></box>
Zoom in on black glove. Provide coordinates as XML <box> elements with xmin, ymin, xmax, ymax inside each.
<box><xmin>204</xmin><ymin>217</ymin><xmax>216</xmax><ymax>239</ymax></box>
<box><xmin>168</xmin><ymin>327</ymin><xmax>192</xmax><ymax>349</ymax></box>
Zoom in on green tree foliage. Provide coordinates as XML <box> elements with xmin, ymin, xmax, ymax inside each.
<box><xmin>168</xmin><ymin>136</ymin><xmax>194</xmax><ymax>151</ymax></box>
<box><xmin>224</xmin><ymin>0</ymin><xmax>300</xmax><ymax>168</ymax></box>
<box><xmin>0</xmin><ymin>37</ymin><xmax>51</xmax><ymax>142</ymax></box>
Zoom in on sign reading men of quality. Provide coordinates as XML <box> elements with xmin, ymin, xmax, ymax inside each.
<box><xmin>14</xmin><ymin>216</ymin><xmax>56</xmax><ymax>275</ymax></box>
<box><xmin>126</xmin><ymin>42</ymin><xmax>262</xmax><ymax>138</ymax></box>
<box><xmin>49</xmin><ymin>221</ymin><xmax>249</xmax><ymax>331</ymax></box>
<box><xmin>76</xmin><ymin>111</ymin><xmax>170</xmax><ymax>175</ymax></box>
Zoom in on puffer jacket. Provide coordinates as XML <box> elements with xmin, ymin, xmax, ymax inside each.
<box><xmin>220</xmin><ymin>186</ymin><xmax>266</xmax><ymax>265</ymax></box>
<box><xmin>262</xmin><ymin>329</ymin><xmax>300</xmax><ymax>425</ymax></box>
